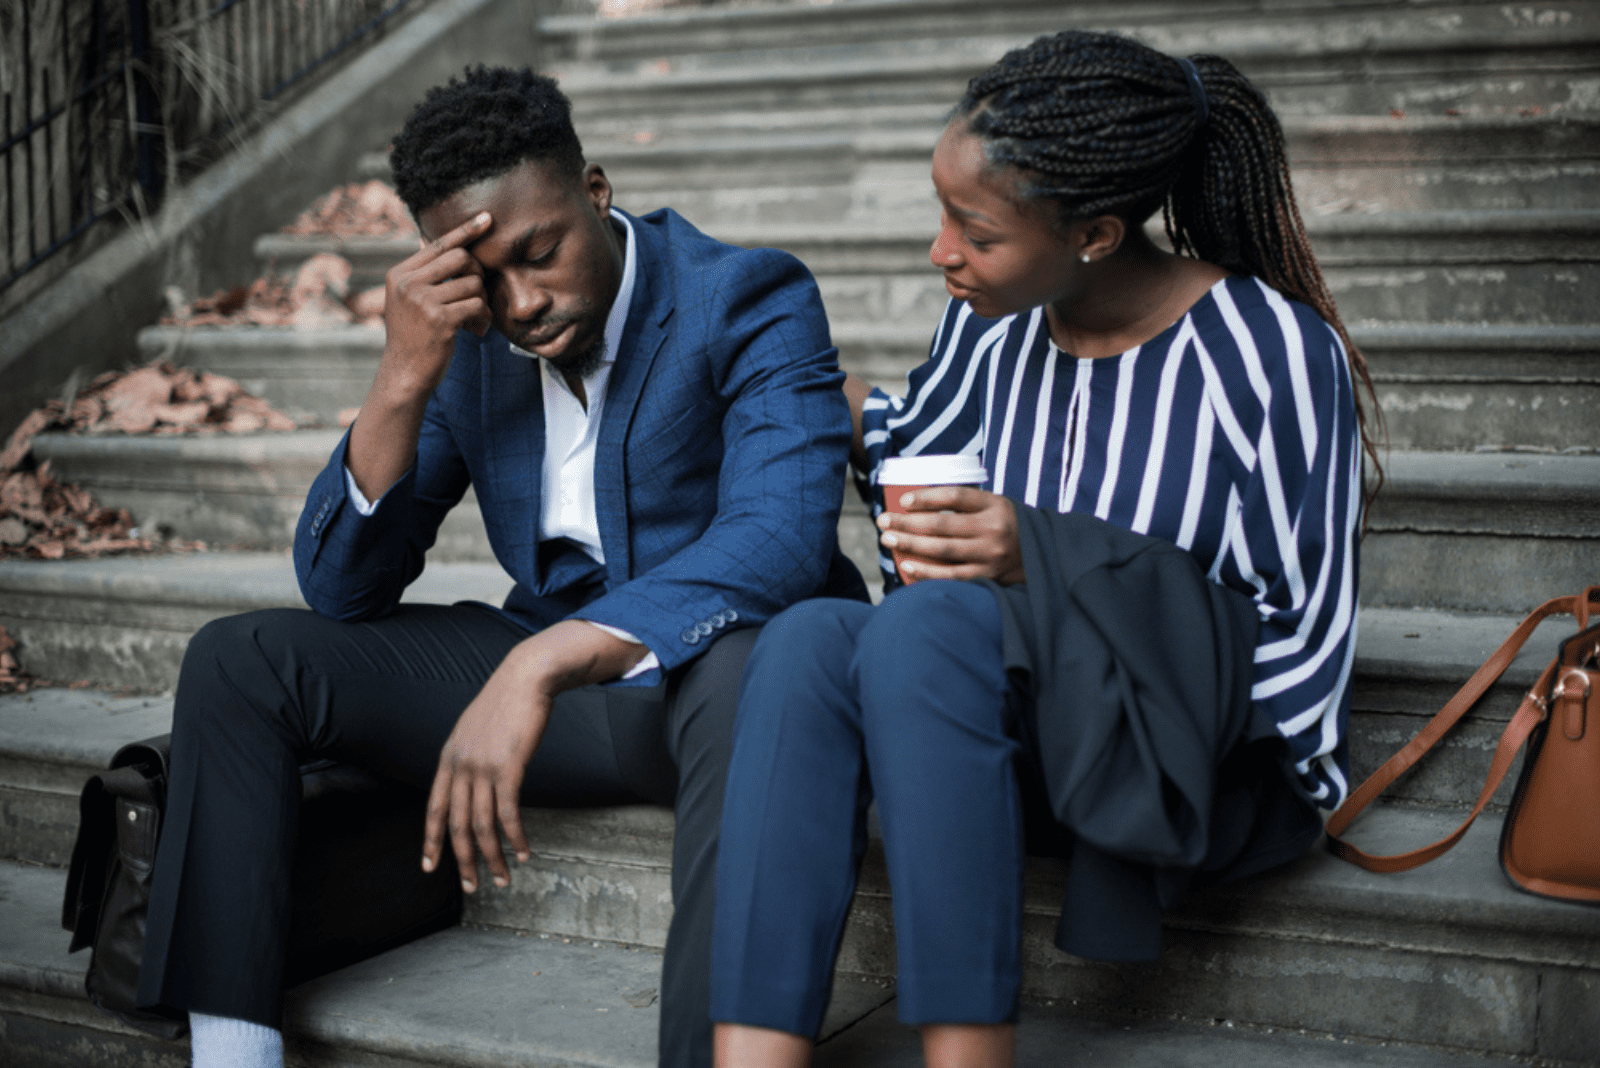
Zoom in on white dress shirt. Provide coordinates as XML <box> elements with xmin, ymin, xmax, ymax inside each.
<box><xmin>346</xmin><ymin>209</ymin><xmax>659</xmax><ymax>677</ymax></box>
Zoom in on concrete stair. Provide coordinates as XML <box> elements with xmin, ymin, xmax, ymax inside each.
<box><xmin>3</xmin><ymin>685</ymin><xmax>1597</xmax><ymax>1064</ymax></box>
<box><xmin>3</xmin><ymin>0</ymin><xmax>1599</xmax><ymax>1064</ymax></box>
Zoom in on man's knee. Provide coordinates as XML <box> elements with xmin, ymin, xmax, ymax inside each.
<box><xmin>172</xmin><ymin>608</ymin><xmax>313</xmax><ymax>739</ymax></box>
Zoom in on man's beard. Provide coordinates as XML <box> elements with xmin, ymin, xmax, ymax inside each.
<box><xmin>545</xmin><ymin>329</ymin><xmax>606</xmax><ymax>381</ymax></box>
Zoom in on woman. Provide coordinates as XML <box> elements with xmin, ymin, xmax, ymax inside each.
<box><xmin>709</xmin><ymin>30</ymin><xmax>1379</xmax><ymax>1068</ymax></box>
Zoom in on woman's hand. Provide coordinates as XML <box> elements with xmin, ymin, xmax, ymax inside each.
<box><xmin>878</xmin><ymin>486</ymin><xmax>1025</xmax><ymax>585</ymax></box>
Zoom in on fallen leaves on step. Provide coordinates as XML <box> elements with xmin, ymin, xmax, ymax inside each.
<box><xmin>282</xmin><ymin>179</ymin><xmax>416</xmax><ymax>238</ymax></box>
<box><xmin>163</xmin><ymin>253</ymin><xmax>385</xmax><ymax>329</ymax></box>
<box><xmin>0</xmin><ymin>625</ymin><xmax>36</xmax><ymax>693</ymax></box>
<box><xmin>0</xmin><ymin>362</ymin><xmax>311</xmax><ymax>558</ymax></box>
<box><xmin>0</xmin><ymin>459</ymin><xmax>183</xmax><ymax>560</ymax></box>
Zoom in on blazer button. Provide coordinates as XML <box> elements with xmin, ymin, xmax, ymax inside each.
<box><xmin>681</xmin><ymin>628</ymin><xmax>700</xmax><ymax>645</ymax></box>
<box><xmin>695</xmin><ymin>620</ymin><xmax>714</xmax><ymax>637</ymax></box>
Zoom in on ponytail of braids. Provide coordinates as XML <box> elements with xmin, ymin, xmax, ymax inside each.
<box><xmin>958</xmin><ymin>31</ymin><xmax>1384</xmax><ymax>515</ymax></box>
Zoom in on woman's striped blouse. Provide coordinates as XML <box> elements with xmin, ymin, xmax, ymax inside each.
<box><xmin>860</xmin><ymin>275</ymin><xmax>1363</xmax><ymax>809</ymax></box>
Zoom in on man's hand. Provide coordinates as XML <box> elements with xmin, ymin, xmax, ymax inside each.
<box><xmin>345</xmin><ymin>212</ymin><xmax>495</xmax><ymax>502</ymax></box>
<box><xmin>421</xmin><ymin>620</ymin><xmax>647</xmax><ymax>892</ymax></box>
<box><xmin>878</xmin><ymin>486</ymin><xmax>1025</xmax><ymax>586</ymax></box>
<box><xmin>384</xmin><ymin>211</ymin><xmax>494</xmax><ymax>388</ymax></box>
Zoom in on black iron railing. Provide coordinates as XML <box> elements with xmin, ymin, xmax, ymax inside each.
<box><xmin>2</xmin><ymin>0</ymin><xmax>415</xmax><ymax>295</ymax></box>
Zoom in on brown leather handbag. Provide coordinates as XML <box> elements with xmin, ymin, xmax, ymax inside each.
<box><xmin>1326</xmin><ymin>586</ymin><xmax>1600</xmax><ymax>904</ymax></box>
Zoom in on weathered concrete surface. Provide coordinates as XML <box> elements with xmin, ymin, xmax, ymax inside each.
<box><xmin>813</xmin><ymin>998</ymin><xmax>1540</xmax><ymax>1068</ymax></box>
<box><xmin>1360</xmin><ymin>532</ymin><xmax>1600</xmax><ymax>613</ymax></box>
<box><xmin>0</xmin><ymin>859</ymin><xmax>891</xmax><ymax>1068</ymax></box>
<box><xmin>138</xmin><ymin>326</ymin><xmax>385</xmax><ymax>423</ymax></box>
<box><xmin>0</xmin><ymin>0</ymin><xmax>546</xmax><ymax>440</ymax></box>
<box><xmin>30</xmin><ymin>430</ymin><xmax>494</xmax><ymax>560</ymax></box>
<box><xmin>0</xmin><ymin>553</ymin><xmax>514</xmax><ymax>689</ymax></box>
<box><xmin>0</xmin><ymin>689</ymin><xmax>174</xmax><ymax>864</ymax></box>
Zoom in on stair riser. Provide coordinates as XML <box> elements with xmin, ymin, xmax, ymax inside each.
<box><xmin>140</xmin><ymin>328</ymin><xmax>384</xmax><ymax>425</ymax></box>
<box><xmin>601</xmin><ymin>160</ymin><xmax>1600</xmax><ymax>227</ymax></box>
<box><xmin>1347</xmin><ymin>710</ymin><xmax>1522</xmax><ymax>812</ymax></box>
<box><xmin>1014</xmin><ymin>926</ymin><xmax>1578</xmax><ymax>1058</ymax></box>
<box><xmin>807</xmin><ymin>263</ymin><xmax>1600</xmax><ymax>329</ymax></box>
<box><xmin>0</xmin><ymin>916</ymin><xmax>1588</xmax><ymax>1066</ymax></box>
<box><xmin>1373</xmin><ymin>384</ymin><xmax>1600</xmax><ymax>451</ymax></box>
<box><xmin>468</xmin><ymin>822</ymin><xmax>1586</xmax><ymax>1059</ymax></box>
<box><xmin>1362</xmin><ymin>533</ymin><xmax>1600</xmax><ymax>613</ymax></box>
<box><xmin>0</xmin><ymin>595</ymin><xmax>238</xmax><ymax>692</ymax></box>
<box><xmin>31</xmin><ymin>447</ymin><xmax>497</xmax><ymax>562</ymax></box>
<box><xmin>848</xmin><ymin>355</ymin><xmax>1600</xmax><ymax>454</ymax></box>
<box><xmin>0</xmin><ymin>784</ymin><xmax>81</xmax><ymax>866</ymax></box>
<box><xmin>0</xmin><ymin>707</ymin><xmax>1519</xmax><ymax>873</ymax></box>
<box><xmin>538</xmin><ymin>0</ymin><xmax>1596</xmax><ymax>72</ymax></box>
<box><xmin>561</xmin><ymin>51</ymin><xmax>1597</xmax><ymax>126</ymax></box>
<box><xmin>0</xmin><ymin>999</ymin><xmax>185</xmax><ymax>1068</ymax></box>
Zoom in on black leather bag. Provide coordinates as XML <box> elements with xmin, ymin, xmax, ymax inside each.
<box><xmin>61</xmin><ymin>734</ymin><xmax>463</xmax><ymax>1038</ymax></box>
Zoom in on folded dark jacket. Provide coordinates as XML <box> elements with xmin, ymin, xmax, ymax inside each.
<box><xmin>984</xmin><ymin>506</ymin><xmax>1321</xmax><ymax>962</ymax></box>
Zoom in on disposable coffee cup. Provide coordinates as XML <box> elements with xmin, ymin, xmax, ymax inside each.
<box><xmin>878</xmin><ymin>454</ymin><xmax>988</xmax><ymax>581</ymax></box>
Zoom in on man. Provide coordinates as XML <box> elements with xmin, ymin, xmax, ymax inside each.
<box><xmin>137</xmin><ymin>66</ymin><xmax>865</xmax><ymax>1068</ymax></box>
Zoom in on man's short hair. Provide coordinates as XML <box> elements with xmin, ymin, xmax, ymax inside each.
<box><xmin>390</xmin><ymin>65</ymin><xmax>586</xmax><ymax>218</ymax></box>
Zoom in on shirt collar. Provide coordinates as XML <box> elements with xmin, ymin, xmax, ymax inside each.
<box><xmin>508</xmin><ymin>207</ymin><xmax>637</xmax><ymax>376</ymax></box>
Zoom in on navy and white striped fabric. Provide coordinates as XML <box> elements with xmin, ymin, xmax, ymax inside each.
<box><xmin>861</xmin><ymin>276</ymin><xmax>1362</xmax><ymax>809</ymax></box>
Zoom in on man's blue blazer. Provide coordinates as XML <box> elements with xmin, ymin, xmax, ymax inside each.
<box><xmin>294</xmin><ymin>207</ymin><xmax>866</xmax><ymax>682</ymax></box>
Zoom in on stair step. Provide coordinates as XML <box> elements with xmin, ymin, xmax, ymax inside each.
<box><xmin>138</xmin><ymin>325</ymin><xmax>385</xmax><ymax>424</ymax></box>
<box><xmin>0</xmin><ymin>856</ymin><xmax>886</xmax><ymax>1068</ymax></box>
<box><xmin>544</xmin><ymin>11</ymin><xmax>1598</xmax><ymax>125</ymax></box>
<box><xmin>28</xmin><ymin>429</ymin><xmax>494</xmax><ymax>560</ymax></box>
<box><xmin>586</xmin><ymin>124</ymin><xmax>1599</xmax><ymax>224</ymax></box>
<box><xmin>2</xmin><ymin>738</ymin><xmax>1595</xmax><ymax>1062</ymax></box>
<box><xmin>132</xmin><ymin>316</ymin><xmax>1600</xmax><ymax>452</ymax></box>
<box><xmin>1361</xmin><ymin>451</ymin><xmax>1600</xmax><ymax>612</ymax></box>
<box><xmin>845</xmin><ymin>322</ymin><xmax>1600</xmax><ymax>452</ymax></box>
<box><xmin>21</xmin><ymin>426</ymin><xmax>1595</xmax><ymax>616</ymax></box>
<box><xmin>0</xmin><ymin>595</ymin><xmax>1579</xmax><ymax>874</ymax></box>
<box><xmin>538</xmin><ymin>0</ymin><xmax>1598</xmax><ymax>98</ymax></box>
<box><xmin>0</xmin><ymin>553</ymin><xmax>513</xmax><ymax>691</ymax></box>
<box><xmin>1</xmin><ymin>860</ymin><xmax>1549</xmax><ymax>1068</ymax></box>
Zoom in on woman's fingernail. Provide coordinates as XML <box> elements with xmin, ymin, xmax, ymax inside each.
<box><xmin>462</xmin><ymin>879</ymin><xmax>476</xmax><ymax>894</ymax></box>
<box><xmin>494</xmin><ymin>876</ymin><xmax>509</xmax><ymax>888</ymax></box>
<box><xmin>421</xmin><ymin>856</ymin><xmax>434</xmax><ymax>873</ymax></box>
<box><xmin>900</xmin><ymin>492</ymin><xmax>915</xmax><ymax>508</ymax></box>
<box><xmin>881</xmin><ymin>532</ymin><xmax>898</xmax><ymax>547</ymax></box>
<box><xmin>517</xmin><ymin>851</ymin><xmax>530</xmax><ymax>863</ymax></box>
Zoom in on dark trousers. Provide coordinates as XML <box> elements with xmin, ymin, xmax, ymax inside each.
<box><xmin>139</xmin><ymin>601</ymin><xmax>754</xmax><ymax>1068</ymax></box>
<box><xmin>711</xmin><ymin>582</ymin><xmax>1027</xmax><ymax>1035</ymax></box>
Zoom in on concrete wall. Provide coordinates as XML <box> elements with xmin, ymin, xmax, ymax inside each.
<box><xmin>0</xmin><ymin>0</ymin><xmax>559</xmax><ymax>439</ymax></box>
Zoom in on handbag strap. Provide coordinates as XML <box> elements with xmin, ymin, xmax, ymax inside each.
<box><xmin>1325</xmin><ymin>586</ymin><xmax>1600</xmax><ymax>873</ymax></box>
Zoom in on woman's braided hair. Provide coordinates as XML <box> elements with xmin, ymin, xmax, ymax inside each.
<box><xmin>958</xmin><ymin>30</ymin><xmax>1383</xmax><ymax>509</ymax></box>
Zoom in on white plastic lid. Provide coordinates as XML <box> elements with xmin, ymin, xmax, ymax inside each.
<box><xmin>878</xmin><ymin>454</ymin><xmax>988</xmax><ymax>486</ymax></box>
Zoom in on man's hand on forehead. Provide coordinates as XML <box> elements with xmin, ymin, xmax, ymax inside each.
<box><xmin>383</xmin><ymin>210</ymin><xmax>494</xmax><ymax>386</ymax></box>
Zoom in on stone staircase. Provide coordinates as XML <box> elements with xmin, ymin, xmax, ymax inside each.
<box><xmin>2</xmin><ymin>0</ymin><xmax>1599</xmax><ymax>1064</ymax></box>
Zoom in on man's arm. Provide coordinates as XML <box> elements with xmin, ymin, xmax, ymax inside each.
<box><xmin>347</xmin><ymin>211</ymin><xmax>492</xmax><ymax>498</ymax></box>
<box><xmin>422</xmin><ymin>246</ymin><xmax>854</xmax><ymax>888</ymax></box>
<box><xmin>421</xmin><ymin>619</ymin><xmax>647</xmax><ymax>892</ymax></box>
<box><xmin>293</xmin><ymin>214</ymin><xmax>490</xmax><ymax>619</ymax></box>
